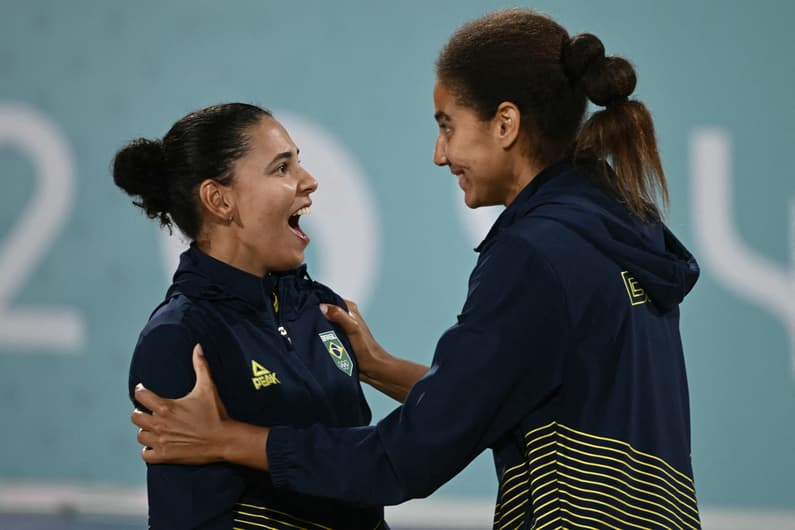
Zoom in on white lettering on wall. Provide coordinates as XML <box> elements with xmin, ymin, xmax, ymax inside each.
<box><xmin>0</xmin><ymin>104</ymin><xmax>85</xmax><ymax>352</ymax></box>
<box><xmin>691</xmin><ymin>129</ymin><xmax>795</xmax><ymax>377</ymax></box>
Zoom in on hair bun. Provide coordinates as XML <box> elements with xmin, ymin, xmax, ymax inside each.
<box><xmin>562</xmin><ymin>33</ymin><xmax>636</xmax><ymax>108</ymax></box>
<box><xmin>562</xmin><ymin>33</ymin><xmax>605</xmax><ymax>84</ymax></box>
<box><xmin>112</xmin><ymin>138</ymin><xmax>173</xmax><ymax>227</ymax></box>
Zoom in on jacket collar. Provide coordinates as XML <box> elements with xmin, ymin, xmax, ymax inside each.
<box><xmin>178</xmin><ymin>245</ymin><xmax>277</xmax><ymax>311</ymax></box>
<box><xmin>475</xmin><ymin>160</ymin><xmax>573</xmax><ymax>252</ymax></box>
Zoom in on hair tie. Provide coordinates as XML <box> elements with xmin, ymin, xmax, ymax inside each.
<box><xmin>605</xmin><ymin>95</ymin><xmax>628</xmax><ymax>108</ymax></box>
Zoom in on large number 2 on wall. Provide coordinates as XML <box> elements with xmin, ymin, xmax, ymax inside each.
<box><xmin>0</xmin><ymin>104</ymin><xmax>85</xmax><ymax>352</ymax></box>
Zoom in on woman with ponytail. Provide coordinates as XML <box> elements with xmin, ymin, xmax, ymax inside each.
<box><xmin>133</xmin><ymin>10</ymin><xmax>701</xmax><ymax>529</ymax></box>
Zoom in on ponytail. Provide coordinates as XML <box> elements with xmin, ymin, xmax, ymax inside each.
<box><xmin>564</xmin><ymin>33</ymin><xmax>668</xmax><ymax>220</ymax></box>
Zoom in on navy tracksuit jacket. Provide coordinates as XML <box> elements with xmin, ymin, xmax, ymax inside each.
<box><xmin>128</xmin><ymin>247</ymin><xmax>387</xmax><ymax>529</ymax></box>
<box><xmin>268</xmin><ymin>161</ymin><xmax>702</xmax><ymax>529</ymax></box>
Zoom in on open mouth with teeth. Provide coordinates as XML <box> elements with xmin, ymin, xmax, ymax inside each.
<box><xmin>288</xmin><ymin>206</ymin><xmax>311</xmax><ymax>242</ymax></box>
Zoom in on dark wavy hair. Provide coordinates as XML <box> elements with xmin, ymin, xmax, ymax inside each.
<box><xmin>112</xmin><ymin>103</ymin><xmax>271</xmax><ymax>239</ymax></box>
<box><xmin>436</xmin><ymin>8</ymin><xmax>667</xmax><ymax>220</ymax></box>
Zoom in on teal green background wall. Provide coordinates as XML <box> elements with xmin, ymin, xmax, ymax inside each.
<box><xmin>1</xmin><ymin>0</ymin><xmax>793</xmax><ymax>511</ymax></box>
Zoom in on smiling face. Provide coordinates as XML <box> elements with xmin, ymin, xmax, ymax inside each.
<box><xmin>220</xmin><ymin>116</ymin><xmax>317</xmax><ymax>276</ymax></box>
<box><xmin>432</xmin><ymin>80</ymin><xmax>516</xmax><ymax>208</ymax></box>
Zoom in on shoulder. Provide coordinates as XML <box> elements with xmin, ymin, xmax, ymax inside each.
<box><xmin>460</xmin><ymin>229</ymin><xmax>571</xmax><ymax>337</ymax></box>
<box><xmin>306</xmin><ymin>279</ymin><xmax>348</xmax><ymax>311</ymax></box>
<box><xmin>470</xmin><ymin>228</ymin><xmax>570</xmax><ymax>317</ymax></box>
<box><xmin>144</xmin><ymin>292</ymin><xmax>218</xmax><ymax>338</ymax></box>
<box><xmin>130</xmin><ymin>296</ymin><xmax>208</xmax><ymax>400</ymax></box>
<box><xmin>483</xmin><ymin>226</ymin><xmax>558</xmax><ymax>272</ymax></box>
<box><xmin>471</xmin><ymin>232</ymin><xmax>564</xmax><ymax>300</ymax></box>
<box><xmin>511</xmin><ymin>209</ymin><xmax>577</xmax><ymax>245</ymax></box>
<box><xmin>502</xmin><ymin>206</ymin><xmax>601</xmax><ymax>270</ymax></box>
<box><xmin>136</xmin><ymin>288</ymin><xmax>236</xmax><ymax>363</ymax></box>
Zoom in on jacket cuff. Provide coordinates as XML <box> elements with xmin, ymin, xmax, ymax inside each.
<box><xmin>267</xmin><ymin>426</ymin><xmax>293</xmax><ymax>488</ymax></box>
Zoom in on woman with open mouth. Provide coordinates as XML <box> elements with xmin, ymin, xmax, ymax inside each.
<box><xmin>130</xmin><ymin>8</ymin><xmax>702</xmax><ymax>529</ymax></box>
<box><xmin>113</xmin><ymin>102</ymin><xmax>390</xmax><ymax>529</ymax></box>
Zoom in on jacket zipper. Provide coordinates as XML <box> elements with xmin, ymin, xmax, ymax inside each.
<box><xmin>277</xmin><ymin>323</ymin><xmax>293</xmax><ymax>349</ymax></box>
<box><xmin>272</xmin><ymin>287</ymin><xmax>294</xmax><ymax>351</ymax></box>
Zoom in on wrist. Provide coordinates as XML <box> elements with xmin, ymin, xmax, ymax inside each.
<box><xmin>215</xmin><ymin>417</ymin><xmax>240</xmax><ymax>463</ymax></box>
<box><xmin>217</xmin><ymin>419</ymin><xmax>271</xmax><ymax>471</ymax></box>
<box><xmin>359</xmin><ymin>344</ymin><xmax>392</xmax><ymax>380</ymax></box>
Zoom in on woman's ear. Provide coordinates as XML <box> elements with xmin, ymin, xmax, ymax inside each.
<box><xmin>198</xmin><ymin>179</ymin><xmax>234</xmax><ymax>223</ymax></box>
<box><xmin>494</xmin><ymin>101</ymin><xmax>521</xmax><ymax>149</ymax></box>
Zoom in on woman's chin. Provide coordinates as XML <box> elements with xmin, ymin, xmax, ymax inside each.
<box><xmin>287</xmin><ymin>251</ymin><xmax>306</xmax><ymax>269</ymax></box>
<box><xmin>464</xmin><ymin>193</ymin><xmax>482</xmax><ymax>209</ymax></box>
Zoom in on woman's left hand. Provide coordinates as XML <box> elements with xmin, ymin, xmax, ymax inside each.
<box><xmin>132</xmin><ymin>344</ymin><xmax>230</xmax><ymax>465</ymax></box>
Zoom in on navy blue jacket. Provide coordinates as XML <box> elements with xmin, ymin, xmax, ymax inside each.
<box><xmin>128</xmin><ymin>247</ymin><xmax>387</xmax><ymax>529</ymax></box>
<box><xmin>268</xmin><ymin>161</ymin><xmax>701</xmax><ymax>529</ymax></box>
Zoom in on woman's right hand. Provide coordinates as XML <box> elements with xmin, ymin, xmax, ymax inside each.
<box><xmin>321</xmin><ymin>300</ymin><xmax>429</xmax><ymax>402</ymax></box>
<box><xmin>320</xmin><ymin>300</ymin><xmax>389</xmax><ymax>379</ymax></box>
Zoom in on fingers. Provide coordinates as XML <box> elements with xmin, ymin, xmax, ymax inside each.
<box><xmin>321</xmin><ymin>303</ymin><xmax>359</xmax><ymax>335</ymax></box>
<box><xmin>191</xmin><ymin>344</ymin><xmax>214</xmax><ymax>390</ymax></box>
<box><xmin>342</xmin><ymin>299</ymin><xmax>362</xmax><ymax>319</ymax></box>
<box><xmin>189</xmin><ymin>343</ymin><xmax>227</xmax><ymax>419</ymax></box>
<box><xmin>131</xmin><ymin>408</ymin><xmax>156</xmax><ymax>430</ymax></box>
<box><xmin>141</xmin><ymin>446</ymin><xmax>164</xmax><ymax>464</ymax></box>
<box><xmin>343</xmin><ymin>299</ymin><xmax>359</xmax><ymax>313</ymax></box>
<box><xmin>134</xmin><ymin>409</ymin><xmax>163</xmax><ymax>464</ymax></box>
<box><xmin>141</xmin><ymin>445</ymin><xmax>189</xmax><ymax>465</ymax></box>
<box><xmin>137</xmin><ymin>426</ymin><xmax>158</xmax><ymax>449</ymax></box>
<box><xmin>134</xmin><ymin>384</ymin><xmax>169</xmax><ymax>415</ymax></box>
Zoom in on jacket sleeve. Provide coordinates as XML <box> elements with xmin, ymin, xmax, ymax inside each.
<box><xmin>129</xmin><ymin>322</ymin><xmax>245</xmax><ymax>529</ymax></box>
<box><xmin>267</xmin><ymin>235</ymin><xmax>569</xmax><ymax>505</ymax></box>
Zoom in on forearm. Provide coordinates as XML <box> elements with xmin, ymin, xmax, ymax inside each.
<box><xmin>267</xmin><ymin>327</ymin><xmax>521</xmax><ymax>506</ymax></box>
<box><xmin>361</xmin><ymin>352</ymin><xmax>429</xmax><ymax>403</ymax></box>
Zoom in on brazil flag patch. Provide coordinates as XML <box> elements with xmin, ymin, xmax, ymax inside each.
<box><xmin>319</xmin><ymin>330</ymin><xmax>353</xmax><ymax>376</ymax></box>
